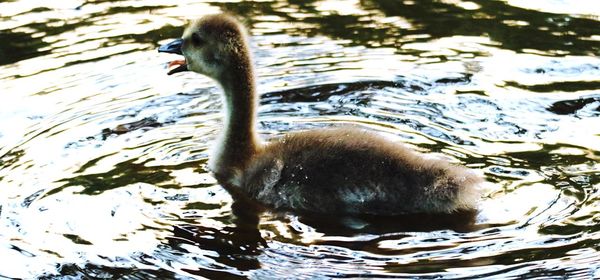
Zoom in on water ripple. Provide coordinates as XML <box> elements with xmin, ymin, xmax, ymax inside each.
<box><xmin>1</xmin><ymin>0</ymin><xmax>600</xmax><ymax>278</ymax></box>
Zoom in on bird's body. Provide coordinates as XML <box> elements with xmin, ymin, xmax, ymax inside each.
<box><xmin>239</xmin><ymin>128</ymin><xmax>480</xmax><ymax>215</ymax></box>
<box><xmin>159</xmin><ymin>14</ymin><xmax>482</xmax><ymax>215</ymax></box>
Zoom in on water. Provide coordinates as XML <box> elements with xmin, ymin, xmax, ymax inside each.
<box><xmin>1</xmin><ymin>0</ymin><xmax>599</xmax><ymax>278</ymax></box>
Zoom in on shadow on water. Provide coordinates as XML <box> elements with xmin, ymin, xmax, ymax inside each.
<box><xmin>0</xmin><ymin>25</ymin><xmax>52</xmax><ymax>66</ymax></box>
<box><xmin>167</xmin><ymin>201</ymin><xmax>483</xmax><ymax>278</ymax></box>
<box><xmin>3</xmin><ymin>0</ymin><xmax>599</xmax><ymax>69</ymax></box>
<box><xmin>53</xmin><ymin>158</ymin><xmax>204</xmax><ymax>196</ymax></box>
<box><xmin>0</xmin><ymin>2</ymin><xmax>181</xmax><ymax>68</ymax></box>
<box><xmin>381</xmin><ymin>238</ymin><xmax>599</xmax><ymax>276</ymax></box>
<box><xmin>212</xmin><ymin>0</ymin><xmax>600</xmax><ymax>55</ymax></box>
<box><xmin>169</xmin><ymin>198</ymin><xmax>266</xmax><ymax>279</ymax></box>
<box><xmin>548</xmin><ymin>94</ymin><xmax>600</xmax><ymax>115</ymax></box>
<box><xmin>41</xmin><ymin>263</ymin><xmax>180</xmax><ymax>279</ymax></box>
<box><xmin>370</xmin><ymin>0</ymin><xmax>599</xmax><ymax>55</ymax></box>
<box><xmin>262</xmin><ymin>80</ymin><xmax>408</xmax><ymax>103</ymax></box>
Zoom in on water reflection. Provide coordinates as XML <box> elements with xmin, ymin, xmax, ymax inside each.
<box><xmin>1</xmin><ymin>0</ymin><xmax>599</xmax><ymax>278</ymax></box>
<box><xmin>209</xmin><ymin>0</ymin><xmax>600</xmax><ymax>56</ymax></box>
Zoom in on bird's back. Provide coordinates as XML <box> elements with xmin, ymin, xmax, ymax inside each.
<box><xmin>239</xmin><ymin>128</ymin><xmax>481</xmax><ymax>215</ymax></box>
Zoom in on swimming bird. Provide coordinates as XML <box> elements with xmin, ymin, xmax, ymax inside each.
<box><xmin>158</xmin><ymin>14</ymin><xmax>482</xmax><ymax>215</ymax></box>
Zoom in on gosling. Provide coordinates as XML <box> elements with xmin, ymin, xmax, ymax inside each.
<box><xmin>158</xmin><ymin>14</ymin><xmax>482</xmax><ymax>215</ymax></box>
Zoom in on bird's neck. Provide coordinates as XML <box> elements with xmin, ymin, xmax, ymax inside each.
<box><xmin>210</xmin><ymin>59</ymin><xmax>262</xmax><ymax>179</ymax></box>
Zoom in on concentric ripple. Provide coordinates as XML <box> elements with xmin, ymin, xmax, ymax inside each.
<box><xmin>1</xmin><ymin>0</ymin><xmax>599</xmax><ymax>278</ymax></box>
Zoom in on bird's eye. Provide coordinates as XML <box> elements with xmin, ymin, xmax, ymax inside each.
<box><xmin>191</xmin><ymin>33</ymin><xmax>203</xmax><ymax>45</ymax></box>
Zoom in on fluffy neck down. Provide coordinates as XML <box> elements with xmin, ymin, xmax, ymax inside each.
<box><xmin>208</xmin><ymin>54</ymin><xmax>262</xmax><ymax>181</ymax></box>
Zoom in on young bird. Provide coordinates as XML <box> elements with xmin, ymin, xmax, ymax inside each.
<box><xmin>158</xmin><ymin>14</ymin><xmax>482</xmax><ymax>215</ymax></box>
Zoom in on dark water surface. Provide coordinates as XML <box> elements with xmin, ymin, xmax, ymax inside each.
<box><xmin>1</xmin><ymin>0</ymin><xmax>599</xmax><ymax>278</ymax></box>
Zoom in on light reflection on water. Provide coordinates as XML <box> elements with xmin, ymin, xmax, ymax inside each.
<box><xmin>1</xmin><ymin>0</ymin><xmax>599</xmax><ymax>278</ymax></box>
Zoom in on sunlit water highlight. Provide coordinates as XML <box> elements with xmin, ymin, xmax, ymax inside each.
<box><xmin>0</xmin><ymin>0</ymin><xmax>599</xmax><ymax>278</ymax></box>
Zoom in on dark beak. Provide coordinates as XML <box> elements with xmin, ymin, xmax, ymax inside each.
<box><xmin>158</xmin><ymin>38</ymin><xmax>188</xmax><ymax>75</ymax></box>
<box><xmin>158</xmin><ymin>38</ymin><xmax>183</xmax><ymax>55</ymax></box>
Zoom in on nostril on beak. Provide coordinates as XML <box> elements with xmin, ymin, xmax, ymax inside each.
<box><xmin>158</xmin><ymin>38</ymin><xmax>183</xmax><ymax>55</ymax></box>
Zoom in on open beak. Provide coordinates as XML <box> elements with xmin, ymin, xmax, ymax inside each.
<box><xmin>158</xmin><ymin>38</ymin><xmax>188</xmax><ymax>75</ymax></box>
